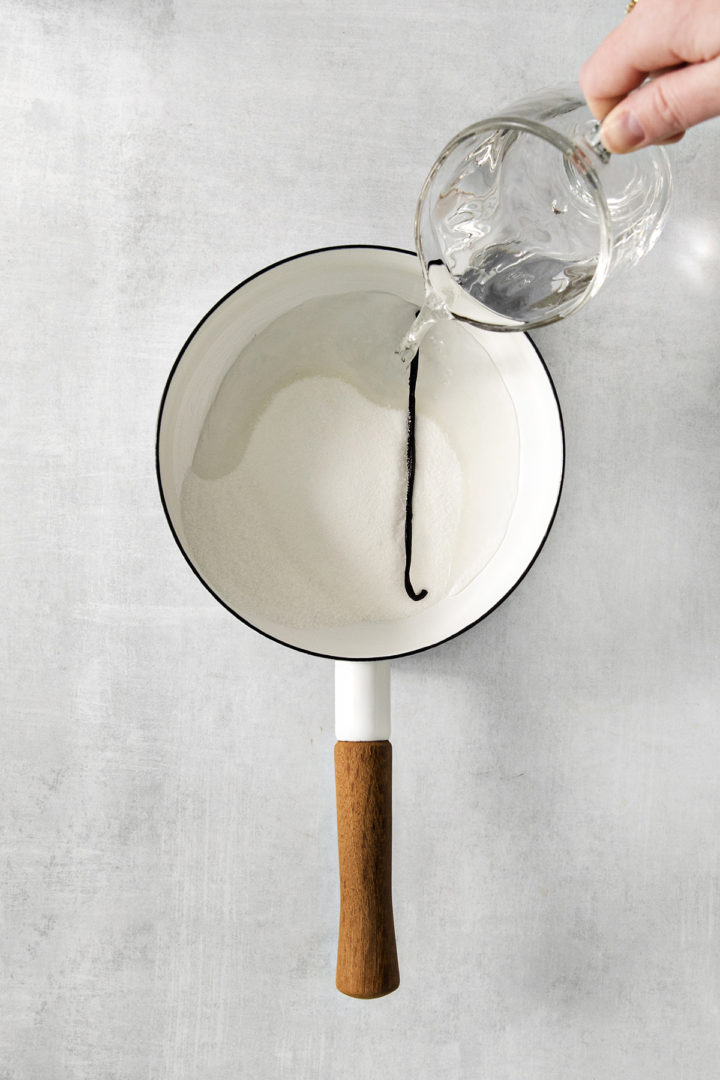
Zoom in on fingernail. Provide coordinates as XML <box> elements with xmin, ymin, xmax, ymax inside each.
<box><xmin>601</xmin><ymin>109</ymin><xmax>645</xmax><ymax>153</ymax></box>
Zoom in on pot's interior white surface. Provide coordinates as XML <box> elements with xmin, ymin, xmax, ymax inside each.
<box><xmin>157</xmin><ymin>246</ymin><xmax>563</xmax><ymax>658</ymax></box>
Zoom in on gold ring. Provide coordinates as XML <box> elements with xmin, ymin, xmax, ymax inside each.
<box><xmin>626</xmin><ymin>0</ymin><xmax>638</xmax><ymax>11</ymax></box>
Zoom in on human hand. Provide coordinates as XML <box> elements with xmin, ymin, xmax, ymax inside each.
<box><xmin>579</xmin><ymin>0</ymin><xmax>720</xmax><ymax>153</ymax></box>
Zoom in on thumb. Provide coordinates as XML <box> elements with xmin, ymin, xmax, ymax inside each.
<box><xmin>601</xmin><ymin>58</ymin><xmax>720</xmax><ymax>152</ymax></box>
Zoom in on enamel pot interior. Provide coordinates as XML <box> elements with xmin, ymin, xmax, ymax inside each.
<box><xmin>156</xmin><ymin>245</ymin><xmax>564</xmax><ymax>660</ymax></box>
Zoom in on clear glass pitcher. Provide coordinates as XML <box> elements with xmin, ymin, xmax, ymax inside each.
<box><xmin>415</xmin><ymin>85</ymin><xmax>672</xmax><ymax>332</ymax></box>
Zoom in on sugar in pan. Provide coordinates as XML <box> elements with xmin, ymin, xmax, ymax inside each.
<box><xmin>179</xmin><ymin>290</ymin><xmax>520</xmax><ymax>630</ymax></box>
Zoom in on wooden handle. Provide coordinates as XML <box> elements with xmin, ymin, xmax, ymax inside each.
<box><xmin>334</xmin><ymin>740</ymin><xmax>399</xmax><ymax>998</ymax></box>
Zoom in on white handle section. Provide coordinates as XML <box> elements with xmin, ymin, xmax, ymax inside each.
<box><xmin>334</xmin><ymin>661</ymin><xmax>391</xmax><ymax>742</ymax></box>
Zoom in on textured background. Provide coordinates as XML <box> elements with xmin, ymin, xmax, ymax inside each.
<box><xmin>3</xmin><ymin>1</ymin><xmax>720</xmax><ymax>1077</ymax></box>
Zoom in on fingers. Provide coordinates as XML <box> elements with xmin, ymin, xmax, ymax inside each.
<box><xmin>579</xmin><ymin>1</ymin><xmax>686</xmax><ymax>121</ymax></box>
<box><xmin>600</xmin><ymin>57</ymin><xmax>720</xmax><ymax>152</ymax></box>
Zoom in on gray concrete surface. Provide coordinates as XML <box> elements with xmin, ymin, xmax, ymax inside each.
<box><xmin>2</xmin><ymin>1</ymin><xmax>720</xmax><ymax>1077</ymax></box>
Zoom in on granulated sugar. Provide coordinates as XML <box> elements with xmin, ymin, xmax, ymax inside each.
<box><xmin>182</xmin><ymin>373</ymin><xmax>462</xmax><ymax>627</ymax></box>
<box><xmin>179</xmin><ymin>291</ymin><xmax>520</xmax><ymax>630</ymax></box>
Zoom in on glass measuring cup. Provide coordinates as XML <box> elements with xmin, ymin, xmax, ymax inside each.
<box><xmin>415</xmin><ymin>85</ymin><xmax>672</xmax><ymax>332</ymax></box>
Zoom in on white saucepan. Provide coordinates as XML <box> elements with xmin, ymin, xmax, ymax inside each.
<box><xmin>156</xmin><ymin>245</ymin><xmax>564</xmax><ymax>998</ymax></box>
